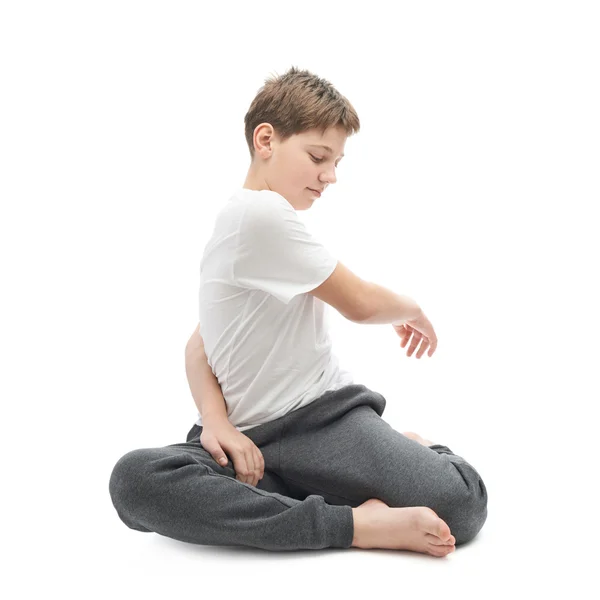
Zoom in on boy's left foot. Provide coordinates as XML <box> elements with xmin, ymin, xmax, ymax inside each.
<box><xmin>403</xmin><ymin>431</ymin><xmax>436</xmax><ymax>447</ymax></box>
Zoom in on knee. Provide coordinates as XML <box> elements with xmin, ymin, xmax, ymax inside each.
<box><xmin>450</xmin><ymin>495</ymin><xmax>488</xmax><ymax>546</ymax></box>
<box><xmin>443</xmin><ymin>473</ymin><xmax>489</xmax><ymax>546</ymax></box>
<box><xmin>108</xmin><ymin>449</ymin><xmax>154</xmax><ymax>532</ymax></box>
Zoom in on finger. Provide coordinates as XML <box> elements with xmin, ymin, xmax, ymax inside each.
<box><xmin>407</xmin><ymin>332</ymin><xmax>422</xmax><ymax>356</ymax></box>
<box><xmin>414</xmin><ymin>337</ymin><xmax>429</xmax><ymax>358</ymax></box>
<box><xmin>254</xmin><ymin>448</ymin><xmax>265</xmax><ymax>482</ymax></box>
<box><xmin>235</xmin><ymin>453</ymin><xmax>250</xmax><ymax>485</ymax></box>
<box><xmin>244</xmin><ymin>451</ymin><xmax>256</xmax><ymax>486</ymax></box>
<box><xmin>399</xmin><ymin>325</ymin><xmax>411</xmax><ymax>347</ymax></box>
<box><xmin>415</xmin><ymin>335</ymin><xmax>429</xmax><ymax>358</ymax></box>
<box><xmin>416</xmin><ymin>338</ymin><xmax>430</xmax><ymax>359</ymax></box>
<box><xmin>248</xmin><ymin>448</ymin><xmax>259</xmax><ymax>486</ymax></box>
<box><xmin>246</xmin><ymin>445</ymin><xmax>258</xmax><ymax>485</ymax></box>
<box><xmin>399</xmin><ymin>326</ymin><xmax>412</xmax><ymax>348</ymax></box>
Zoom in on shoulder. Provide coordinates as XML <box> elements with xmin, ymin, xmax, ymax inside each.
<box><xmin>244</xmin><ymin>189</ymin><xmax>294</xmax><ymax>214</ymax></box>
<box><xmin>241</xmin><ymin>189</ymin><xmax>298</xmax><ymax>232</ymax></box>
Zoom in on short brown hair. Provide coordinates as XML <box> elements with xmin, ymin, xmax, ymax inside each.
<box><xmin>244</xmin><ymin>66</ymin><xmax>360</xmax><ymax>161</ymax></box>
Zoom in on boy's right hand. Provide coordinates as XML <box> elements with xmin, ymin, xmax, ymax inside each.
<box><xmin>200</xmin><ymin>419</ymin><xmax>265</xmax><ymax>487</ymax></box>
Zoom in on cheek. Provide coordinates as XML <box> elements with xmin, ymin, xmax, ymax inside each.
<box><xmin>292</xmin><ymin>166</ymin><xmax>312</xmax><ymax>184</ymax></box>
<box><xmin>306</xmin><ymin>167</ymin><xmax>316</xmax><ymax>180</ymax></box>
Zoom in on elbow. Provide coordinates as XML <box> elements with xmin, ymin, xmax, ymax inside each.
<box><xmin>347</xmin><ymin>308</ymin><xmax>367</xmax><ymax>324</ymax></box>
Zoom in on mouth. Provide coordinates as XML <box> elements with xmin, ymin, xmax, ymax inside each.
<box><xmin>308</xmin><ymin>188</ymin><xmax>322</xmax><ymax>198</ymax></box>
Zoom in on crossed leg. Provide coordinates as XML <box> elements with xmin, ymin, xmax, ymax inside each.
<box><xmin>272</xmin><ymin>391</ymin><xmax>488</xmax><ymax>551</ymax></box>
<box><xmin>352</xmin><ymin>430</ymin><xmax>455</xmax><ymax>556</ymax></box>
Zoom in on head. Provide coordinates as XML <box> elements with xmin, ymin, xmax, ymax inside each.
<box><xmin>243</xmin><ymin>66</ymin><xmax>360</xmax><ymax>210</ymax></box>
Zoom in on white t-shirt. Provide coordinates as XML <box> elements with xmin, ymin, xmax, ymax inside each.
<box><xmin>195</xmin><ymin>187</ymin><xmax>354</xmax><ymax>432</ymax></box>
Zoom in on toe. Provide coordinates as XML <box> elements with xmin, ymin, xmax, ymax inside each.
<box><xmin>436</xmin><ymin>520</ymin><xmax>452</xmax><ymax>541</ymax></box>
<box><xmin>425</xmin><ymin>534</ymin><xmax>446</xmax><ymax>546</ymax></box>
<box><xmin>428</xmin><ymin>544</ymin><xmax>455</xmax><ymax>557</ymax></box>
<box><xmin>426</xmin><ymin>533</ymin><xmax>455</xmax><ymax>546</ymax></box>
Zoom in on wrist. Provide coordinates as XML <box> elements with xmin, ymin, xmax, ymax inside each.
<box><xmin>202</xmin><ymin>413</ymin><xmax>231</xmax><ymax>428</ymax></box>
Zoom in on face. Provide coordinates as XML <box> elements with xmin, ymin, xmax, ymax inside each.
<box><xmin>243</xmin><ymin>124</ymin><xmax>347</xmax><ymax>210</ymax></box>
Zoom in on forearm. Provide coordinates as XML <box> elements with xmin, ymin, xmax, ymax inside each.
<box><xmin>359</xmin><ymin>281</ymin><xmax>423</xmax><ymax>325</ymax></box>
<box><xmin>185</xmin><ymin>344</ymin><xmax>229</xmax><ymax>425</ymax></box>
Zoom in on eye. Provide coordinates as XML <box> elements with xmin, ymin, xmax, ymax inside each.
<box><xmin>310</xmin><ymin>154</ymin><xmax>340</xmax><ymax>168</ymax></box>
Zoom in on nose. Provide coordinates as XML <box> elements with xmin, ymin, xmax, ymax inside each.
<box><xmin>321</xmin><ymin>165</ymin><xmax>337</xmax><ymax>186</ymax></box>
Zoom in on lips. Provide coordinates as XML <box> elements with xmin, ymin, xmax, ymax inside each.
<box><xmin>308</xmin><ymin>188</ymin><xmax>322</xmax><ymax>197</ymax></box>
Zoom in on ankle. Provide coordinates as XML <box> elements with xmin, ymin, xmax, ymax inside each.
<box><xmin>351</xmin><ymin>507</ymin><xmax>367</xmax><ymax>548</ymax></box>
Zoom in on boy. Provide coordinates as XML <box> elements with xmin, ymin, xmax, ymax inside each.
<box><xmin>109</xmin><ymin>66</ymin><xmax>488</xmax><ymax>557</ymax></box>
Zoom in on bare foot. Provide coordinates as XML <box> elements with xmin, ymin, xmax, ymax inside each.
<box><xmin>403</xmin><ymin>431</ymin><xmax>436</xmax><ymax>447</ymax></box>
<box><xmin>351</xmin><ymin>498</ymin><xmax>455</xmax><ymax>557</ymax></box>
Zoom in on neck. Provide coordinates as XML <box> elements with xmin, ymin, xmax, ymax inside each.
<box><xmin>243</xmin><ymin>164</ymin><xmax>270</xmax><ymax>191</ymax></box>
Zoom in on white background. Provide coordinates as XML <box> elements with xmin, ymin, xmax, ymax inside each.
<box><xmin>1</xmin><ymin>0</ymin><xmax>598</xmax><ymax>598</ymax></box>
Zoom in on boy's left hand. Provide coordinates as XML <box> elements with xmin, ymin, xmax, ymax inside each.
<box><xmin>392</xmin><ymin>322</ymin><xmax>435</xmax><ymax>359</ymax></box>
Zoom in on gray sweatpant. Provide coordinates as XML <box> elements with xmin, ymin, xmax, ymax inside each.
<box><xmin>109</xmin><ymin>384</ymin><xmax>488</xmax><ymax>551</ymax></box>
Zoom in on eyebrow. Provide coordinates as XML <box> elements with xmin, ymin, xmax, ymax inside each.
<box><xmin>309</xmin><ymin>144</ymin><xmax>345</xmax><ymax>158</ymax></box>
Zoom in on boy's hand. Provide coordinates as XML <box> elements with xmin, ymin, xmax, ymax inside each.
<box><xmin>393</xmin><ymin>311</ymin><xmax>438</xmax><ymax>358</ymax></box>
<box><xmin>200</xmin><ymin>419</ymin><xmax>265</xmax><ymax>487</ymax></box>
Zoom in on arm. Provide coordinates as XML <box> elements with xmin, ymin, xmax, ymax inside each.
<box><xmin>309</xmin><ymin>261</ymin><xmax>423</xmax><ymax>324</ymax></box>
<box><xmin>359</xmin><ymin>281</ymin><xmax>423</xmax><ymax>325</ymax></box>
<box><xmin>185</xmin><ymin>324</ymin><xmax>229</xmax><ymax>424</ymax></box>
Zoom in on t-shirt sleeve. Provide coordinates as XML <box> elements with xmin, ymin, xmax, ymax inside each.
<box><xmin>233</xmin><ymin>196</ymin><xmax>337</xmax><ymax>305</ymax></box>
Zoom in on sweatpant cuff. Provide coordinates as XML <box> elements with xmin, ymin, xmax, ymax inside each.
<box><xmin>323</xmin><ymin>503</ymin><xmax>354</xmax><ymax>548</ymax></box>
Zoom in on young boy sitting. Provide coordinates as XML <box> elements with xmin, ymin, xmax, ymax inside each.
<box><xmin>110</xmin><ymin>66</ymin><xmax>487</xmax><ymax>557</ymax></box>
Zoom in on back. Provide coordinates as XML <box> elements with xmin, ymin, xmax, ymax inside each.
<box><xmin>197</xmin><ymin>188</ymin><xmax>354</xmax><ymax>432</ymax></box>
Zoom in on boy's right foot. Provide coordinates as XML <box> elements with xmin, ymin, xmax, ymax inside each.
<box><xmin>351</xmin><ymin>498</ymin><xmax>456</xmax><ymax>557</ymax></box>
